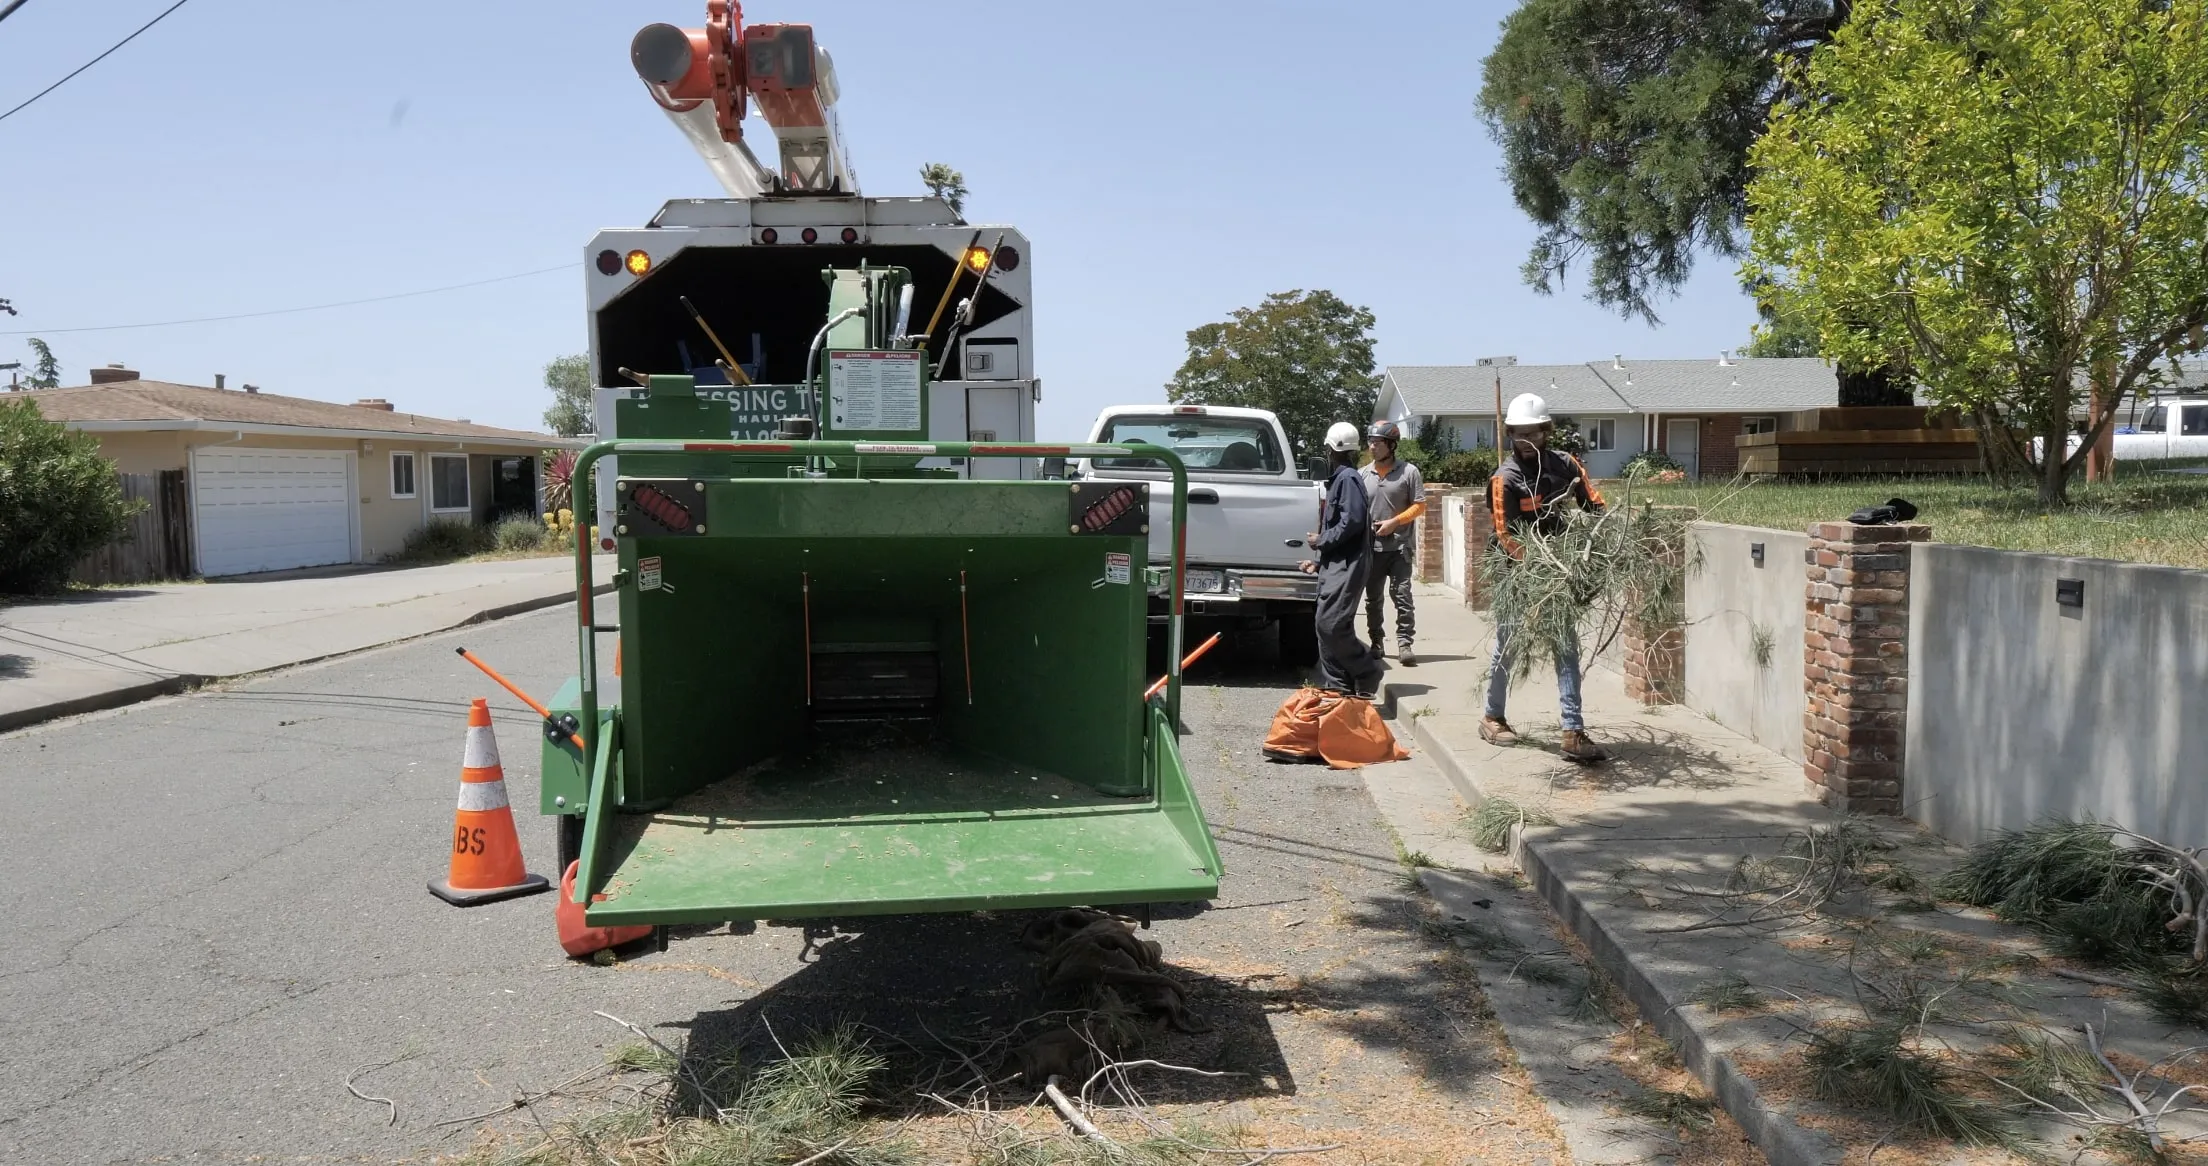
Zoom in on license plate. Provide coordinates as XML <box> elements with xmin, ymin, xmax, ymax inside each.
<box><xmin>1185</xmin><ymin>569</ymin><xmax>1224</xmax><ymax>594</ymax></box>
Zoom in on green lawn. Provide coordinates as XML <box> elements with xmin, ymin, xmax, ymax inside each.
<box><xmin>1616</xmin><ymin>460</ymin><xmax>2208</xmax><ymax>569</ymax></box>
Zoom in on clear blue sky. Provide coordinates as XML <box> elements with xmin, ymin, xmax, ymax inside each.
<box><xmin>0</xmin><ymin>0</ymin><xmax>1759</xmax><ymax>438</ymax></box>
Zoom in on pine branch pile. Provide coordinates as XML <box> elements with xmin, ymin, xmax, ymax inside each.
<box><xmin>1939</xmin><ymin>819</ymin><xmax>2208</xmax><ymax>1024</ymax></box>
<box><xmin>1479</xmin><ymin>492</ymin><xmax>1692</xmax><ymax>684</ymax></box>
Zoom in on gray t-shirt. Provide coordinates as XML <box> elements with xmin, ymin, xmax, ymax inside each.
<box><xmin>1359</xmin><ymin>459</ymin><xmax>1425</xmax><ymax>551</ymax></box>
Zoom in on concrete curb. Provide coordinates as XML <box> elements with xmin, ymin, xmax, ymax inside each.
<box><xmin>0</xmin><ymin>674</ymin><xmax>209</xmax><ymax>735</ymax></box>
<box><xmin>1382</xmin><ymin>680</ymin><xmax>1845</xmax><ymax>1166</ymax></box>
<box><xmin>0</xmin><ymin>583</ymin><xmax>613</xmax><ymax>736</ymax></box>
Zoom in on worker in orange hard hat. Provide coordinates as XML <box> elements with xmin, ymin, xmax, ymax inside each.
<box><xmin>1482</xmin><ymin>393</ymin><xmax>1608</xmax><ymax>762</ymax></box>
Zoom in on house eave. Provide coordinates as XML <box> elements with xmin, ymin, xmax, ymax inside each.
<box><xmin>61</xmin><ymin>418</ymin><xmax>580</xmax><ymax>449</ymax></box>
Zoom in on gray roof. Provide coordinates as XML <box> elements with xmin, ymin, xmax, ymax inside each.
<box><xmin>1383</xmin><ymin>356</ymin><xmax>1838</xmax><ymax>418</ymax></box>
<box><xmin>1383</xmin><ymin>364</ymin><xmax>1634</xmax><ymax>418</ymax></box>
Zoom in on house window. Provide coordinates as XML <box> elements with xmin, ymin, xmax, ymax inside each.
<box><xmin>1741</xmin><ymin>416</ymin><xmax>1780</xmax><ymax>436</ymax></box>
<box><xmin>430</xmin><ymin>454</ymin><xmax>471</xmax><ymax>512</ymax></box>
<box><xmin>390</xmin><ymin>452</ymin><xmax>417</xmax><ymax>499</ymax></box>
<box><xmin>1589</xmin><ymin>418</ymin><xmax>1616</xmax><ymax>451</ymax></box>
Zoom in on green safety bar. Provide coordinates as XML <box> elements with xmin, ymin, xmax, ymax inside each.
<box><xmin>565</xmin><ymin>438</ymin><xmax>1191</xmax><ymax>903</ymax></box>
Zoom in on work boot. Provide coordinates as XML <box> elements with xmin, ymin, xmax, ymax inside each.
<box><xmin>1479</xmin><ymin>717</ymin><xmax>1518</xmax><ymax>746</ymax></box>
<box><xmin>1559</xmin><ymin>730</ymin><xmax>1609</xmax><ymax>762</ymax></box>
<box><xmin>1397</xmin><ymin>644</ymin><xmax>1417</xmax><ymax>666</ymax></box>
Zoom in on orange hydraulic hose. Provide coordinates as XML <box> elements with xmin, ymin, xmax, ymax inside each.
<box><xmin>1144</xmin><ymin>632</ymin><xmax>1222</xmax><ymax>702</ymax></box>
<box><xmin>455</xmin><ymin>647</ymin><xmax>587</xmax><ymax>750</ymax></box>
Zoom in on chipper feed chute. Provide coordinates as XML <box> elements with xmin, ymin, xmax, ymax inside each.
<box><xmin>538</xmin><ymin>338</ymin><xmax>1221</xmax><ymax>927</ymax></box>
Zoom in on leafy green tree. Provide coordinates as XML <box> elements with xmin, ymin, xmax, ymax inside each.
<box><xmin>1166</xmin><ymin>290</ymin><xmax>1380</xmax><ymax>458</ymax></box>
<box><xmin>0</xmin><ymin>399</ymin><xmax>135</xmax><ymax>593</ymax></box>
<box><xmin>1743</xmin><ymin>308</ymin><xmax>1818</xmax><ymax>358</ymax></box>
<box><xmin>918</xmin><ymin>163</ymin><xmax>967</xmax><ymax>217</ymax></box>
<box><xmin>1477</xmin><ymin>0</ymin><xmax>1848</xmax><ymax>322</ymax></box>
<box><xmin>1745</xmin><ymin>0</ymin><xmax>2208</xmax><ymax>506</ymax></box>
<box><xmin>24</xmin><ymin>338</ymin><xmax>59</xmax><ymax>389</ymax></box>
<box><xmin>541</xmin><ymin>354</ymin><xmax>592</xmax><ymax>437</ymax></box>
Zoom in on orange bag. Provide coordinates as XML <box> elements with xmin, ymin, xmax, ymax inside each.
<box><xmin>1262</xmin><ymin>687</ymin><xmax>1410</xmax><ymax>769</ymax></box>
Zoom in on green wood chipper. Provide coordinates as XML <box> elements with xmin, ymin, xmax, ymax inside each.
<box><xmin>538</xmin><ymin>266</ymin><xmax>1223</xmax><ymax>929</ymax></box>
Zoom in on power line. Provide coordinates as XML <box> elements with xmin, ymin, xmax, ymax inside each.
<box><xmin>0</xmin><ymin>0</ymin><xmax>195</xmax><ymax>125</ymax></box>
<box><xmin>0</xmin><ymin>264</ymin><xmax>578</xmax><ymax>335</ymax></box>
<box><xmin>0</xmin><ymin>1</ymin><xmax>36</xmax><ymax>27</ymax></box>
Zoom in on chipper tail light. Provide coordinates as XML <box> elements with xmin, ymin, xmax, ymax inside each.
<box><xmin>624</xmin><ymin>250</ymin><xmax>652</xmax><ymax>276</ymax></box>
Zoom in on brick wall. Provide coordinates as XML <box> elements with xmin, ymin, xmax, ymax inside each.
<box><xmin>1462</xmin><ymin>482</ymin><xmax>1495</xmax><ymax>610</ymax></box>
<box><xmin>1413</xmin><ymin>485</ymin><xmax>1452</xmax><ymax>582</ymax></box>
<box><xmin>1620</xmin><ymin>536</ymin><xmax>1686</xmax><ymax>705</ymax></box>
<box><xmin>1802</xmin><ymin>522</ymin><xmax>1930</xmax><ymax>815</ymax></box>
<box><xmin>1700</xmin><ymin>415</ymin><xmax>1744</xmax><ymax>479</ymax></box>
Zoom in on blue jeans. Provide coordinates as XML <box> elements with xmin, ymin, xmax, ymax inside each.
<box><xmin>1485</xmin><ymin>621</ymin><xmax>1584</xmax><ymax>732</ymax></box>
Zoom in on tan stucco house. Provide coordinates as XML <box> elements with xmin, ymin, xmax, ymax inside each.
<box><xmin>18</xmin><ymin>368</ymin><xmax>581</xmax><ymax>577</ymax></box>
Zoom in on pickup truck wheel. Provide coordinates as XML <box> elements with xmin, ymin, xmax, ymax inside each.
<box><xmin>1277</xmin><ymin>612</ymin><xmax>1317</xmax><ymax>666</ymax></box>
<box><xmin>555</xmin><ymin>814</ymin><xmax>584</xmax><ymax>875</ymax></box>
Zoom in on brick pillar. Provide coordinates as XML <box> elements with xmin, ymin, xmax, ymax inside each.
<box><xmin>1620</xmin><ymin>538</ymin><xmax>1685</xmax><ymax>705</ymax></box>
<box><xmin>1802</xmin><ymin>522</ymin><xmax>1929</xmax><ymax>815</ymax></box>
<box><xmin>1413</xmin><ymin>485</ymin><xmax>1452</xmax><ymax>582</ymax></box>
<box><xmin>1464</xmin><ymin>486</ymin><xmax>1495</xmax><ymax>610</ymax></box>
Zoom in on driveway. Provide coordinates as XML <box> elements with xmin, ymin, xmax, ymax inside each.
<box><xmin>0</xmin><ymin>555</ymin><xmax>616</xmax><ymax>731</ymax></box>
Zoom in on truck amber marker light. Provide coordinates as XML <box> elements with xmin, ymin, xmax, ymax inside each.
<box><xmin>624</xmin><ymin>250</ymin><xmax>651</xmax><ymax>275</ymax></box>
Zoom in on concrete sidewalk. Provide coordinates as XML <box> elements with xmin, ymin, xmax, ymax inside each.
<box><xmin>1371</xmin><ymin>586</ymin><xmax>2204</xmax><ymax>1166</ymax></box>
<box><xmin>0</xmin><ymin>555</ymin><xmax>616</xmax><ymax>732</ymax></box>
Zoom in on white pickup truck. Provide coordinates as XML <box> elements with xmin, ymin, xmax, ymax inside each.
<box><xmin>2043</xmin><ymin>397</ymin><xmax>2208</xmax><ymax>461</ymax></box>
<box><xmin>1071</xmin><ymin>405</ymin><xmax>1322</xmax><ymax>661</ymax></box>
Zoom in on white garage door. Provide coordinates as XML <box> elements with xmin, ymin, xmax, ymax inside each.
<box><xmin>192</xmin><ymin>449</ymin><xmax>354</xmax><ymax>577</ymax></box>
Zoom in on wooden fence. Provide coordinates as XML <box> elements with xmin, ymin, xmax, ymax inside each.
<box><xmin>73</xmin><ymin>470</ymin><xmax>193</xmax><ymax>585</ymax></box>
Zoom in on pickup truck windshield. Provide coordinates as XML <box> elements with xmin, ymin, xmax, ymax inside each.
<box><xmin>1095</xmin><ymin>416</ymin><xmax>1286</xmax><ymax>473</ymax></box>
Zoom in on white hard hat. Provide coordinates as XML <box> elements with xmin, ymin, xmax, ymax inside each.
<box><xmin>1324</xmin><ymin>421</ymin><xmax>1362</xmax><ymax>452</ymax></box>
<box><xmin>1505</xmin><ymin>393</ymin><xmax>1552</xmax><ymax>427</ymax></box>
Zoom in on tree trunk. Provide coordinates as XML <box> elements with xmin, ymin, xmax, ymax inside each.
<box><xmin>2040</xmin><ymin>414</ymin><xmax>2071</xmax><ymax>507</ymax></box>
<box><xmin>2086</xmin><ymin>355</ymin><xmax>2118</xmax><ymax>483</ymax></box>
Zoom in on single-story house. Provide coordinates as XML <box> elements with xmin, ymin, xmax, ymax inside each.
<box><xmin>1375</xmin><ymin>355</ymin><xmax>1842</xmax><ymax>479</ymax></box>
<box><xmin>17</xmin><ymin>367</ymin><xmax>579</xmax><ymax>577</ymax></box>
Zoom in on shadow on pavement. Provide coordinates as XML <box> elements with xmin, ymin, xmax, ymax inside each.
<box><xmin>654</xmin><ymin>909</ymin><xmax>1297</xmax><ymax>1110</ymax></box>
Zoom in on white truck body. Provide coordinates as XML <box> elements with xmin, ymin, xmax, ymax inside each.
<box><xmin>585</xmin><ymin>196</ymin><xmax>1039</xmax><ymax>538</ymax></box>
<box><xmin>2040</xmin><ymin>398</ymin><xmax>2208</xmax><ymax>463</ymax></box>
<box><xmin>1072</xmin><ymin>405</ymin><xmax>1320</xmax><ymax>624</ymax></box>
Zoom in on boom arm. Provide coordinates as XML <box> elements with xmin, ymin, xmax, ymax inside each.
<box><xmin>631</xmin><ymin>3</ymin><xmax>856</xmax><ymax>197</ymax></box>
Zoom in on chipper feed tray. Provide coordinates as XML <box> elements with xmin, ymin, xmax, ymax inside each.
<box><xmin>539</xmin><ymin>416</ymin><xmax>1221</xmax><ymax>928</ymax></box>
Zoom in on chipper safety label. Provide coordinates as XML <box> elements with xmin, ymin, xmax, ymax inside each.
<box><xmin>1105</xmin><ymin>552</ymin><xmax>1131</xmax><ymax>585</ymax></box>
<box><xmin>637</xmin><ymin>556</ymin><xmax>664</xmax><ymax>591</ymax></box>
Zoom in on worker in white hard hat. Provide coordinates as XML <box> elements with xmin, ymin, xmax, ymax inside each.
<box><xmin>1299</xmin><ymin>420</ymin><xmax>1384</xmax><ymax>697</ymax></box>
<box><xmin>1482</xmin><ymin>392</ymin><xmax>1610</xmax><ymax>762</ymax></box>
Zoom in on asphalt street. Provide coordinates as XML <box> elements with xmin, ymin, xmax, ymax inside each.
<box><xmin>2</xmin><ymin>610</ymin><xmax>1537</xmax><ymax>1164</ymax></box>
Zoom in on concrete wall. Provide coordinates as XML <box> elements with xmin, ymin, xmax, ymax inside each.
<box><xmin>1907</xmin><ymin>545</ymin><xmax>2208</xmax><ymax>843</ymax></box>
<box><xmin>1683</xmin><ymin>522</ymin><xmax>1809</xmax><ymax>761</ymax></box>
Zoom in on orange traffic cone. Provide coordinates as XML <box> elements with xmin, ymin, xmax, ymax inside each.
<box><xmin>429</xmin><ymin>698</ymin><xmax>550</xmax><ymax>906</ymax></box>
<box><xmin>558</xmin><ymin>861</ymin><xmax>656</xmax><ymax>957</ymax></box>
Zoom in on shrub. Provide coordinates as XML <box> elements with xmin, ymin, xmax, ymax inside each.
<box><xmin>1429</xmin><ymin>449</ymin><xmax>1499</xmax><ymax>486</ymax></box>
<box><xmin>493</xmin><ymin>513</ymin><xmax>548</xmax><ymax>552</ymax></box>
<box><xmin>1622</xmin><ymin>449</ymin><xmax>1684</xmax><ymax>477</ymax></box>
<box><xmin>0</xmin><ymin>399</ymin><xmax>139</xmax><ymax>594</ymax></box>
<box><xmin>387</xmin><ymin>519</ymin><xmax>493</xmax><ymax>564</ymax></box>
